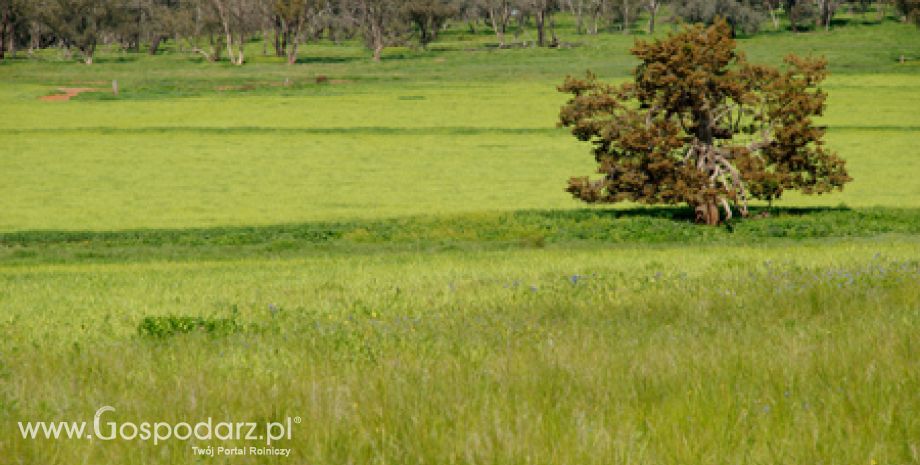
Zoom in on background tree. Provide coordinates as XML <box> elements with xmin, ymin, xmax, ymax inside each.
<box><xmin>404</xmin><ymin>0</ymin><xmax>456</xmax><ymax>48</ymax></box>
<box><xmin>784</xmin><ymin>0</ymin><xmax>817</xmax><ymax>31</ymax></box>
<box><xmin>558</xmin><ymin>20</ymin><xmax>851</xmax><ymax>225</ymax></box>
<box><xmin>39</xmin><ymin>0</ymin><xmax>121</xmax><ymax>64</ymax></box>
<box><xmin>586</xmin><ymin>0</ymin><xmax>605</xmax><ymax>34</ymax></box>
<box><xmin>141</xmin><ymin>0</ymin><xmax>195</xmax><ymax>55</ymax></box>
<box><xmin>672</xmin><ymin>0</ymin><xmax>766</xmax><ymax>35</ymax></box>
<box><xmin>0</xmin><ymin>0</ymin><xmax>29</xmax><ymax>59</ymax></box>
<box><xmin>644</xmin><ymin>0</ymin><xmax>663</xmax><ymax>33</ymax></box>
<box><xmin>480</xmin><ymin>0</ymin><xmax>515</xmax><ymax>45</ymax></box>
<box><xmin>563</xmin><ymin>0</ymin><xmax>587</xmax><ymax>34</ymax></box>
<box><xmin>355</xmin><ymin>0</ymin><xmax>409</xmax><ymax>61</ymax></box>
<box><xmin>609</xmin><ymin>0</ymin><xmax>640</xmax><ymax>34</ymax></box>
<box><xmin>814</xmin><ymin>0</ymin><xmax>841</xmax><ymax>30</ymax></box>
<box><xmin>763</xmin><ymin>0</ymin><xmax>781</xmax><ymax>29</ymax></box>
<box><xmin>273</xmin><ymin>0</ymin><xmax>320</xmax><ymax>63</ymax></box>
<box><xmin>205</xmin><ymin>0</ymin><xmax>260</xmax><ymax>65</ymax></box>
<box><xmin>526</xmin><ymin>0</ymin><xmax>558</xmax><ymax>46</ymax></box>
<box><xmin>896</xmin><ymin>0</ymin><xmax>920</xmax><ymax>25</ymax></box>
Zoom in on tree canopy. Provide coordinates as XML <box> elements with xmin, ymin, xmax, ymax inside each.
<box><xmin>558</xmin><ymin>20</ymin><xmax>851</xmax><ymax>225</ymax></box>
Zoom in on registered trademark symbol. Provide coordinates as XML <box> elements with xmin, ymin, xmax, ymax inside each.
<box><xmin>294</xmin><ymin>416</ymin><xmax>302</xmax><ymax>424</ymax></box>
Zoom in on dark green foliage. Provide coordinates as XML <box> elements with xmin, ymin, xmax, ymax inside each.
<box><xmin>2</xmin><ymin>207</ymin><xmax>920</xmax><ymax>265</ymax></box>
<box><xmin>137</xmin><ymin>315</ymin><xmax>240</xmax><ymax>338</ymax></box>
<box><xmin>37</xmin><ymin>0</ymin><xmax>123</xmax><ymax>64</ymax></box>
<box><xmin>784</xmin><ymin>0</ymin><xmax>818</xmax><ymax>31</ymax></box>
<box><xmin>896</xmin><ymin>0</ymin><xmax>920</xmax><ymax>26</ymax></box>
<box><xmin>672</xmin><ymin>0</ymin><xmax>766</xmax><ymax>35</ymax></box>
<box><xmin>404</xmin><ymin>0</ymin><xmax>457</xmax><ymax>47</ymax></box>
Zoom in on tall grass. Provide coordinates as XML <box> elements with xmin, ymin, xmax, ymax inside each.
<box><xmin>1</xmin><ymin>13</ymin><xmax>919</xmax><ymax>465</ymax></box>
<box><xmin>1</xmin><ymin>241</ymin><xmax>918</xmax><ymax>463</ymax></box>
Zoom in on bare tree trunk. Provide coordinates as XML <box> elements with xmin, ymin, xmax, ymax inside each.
<box><xmin>549</xmin><ymin>12</ymin><xmax>557</xmax><ymax>45</ymax></box>
<box><xmin>82</xmin><ymin>43</ymin><xmax>95</xmax><ymax>65</ymax></box>
<box><xmin>287</xmin><ymin>41</ymin><xmax>297</xmax><ymax>64</ymax></box>
<box><xmin>622</xmin><ymin>3</ymin><xmax>630</xmax><ymax>34</ymax></box>
<box><xmin>149</xmin><ymin>35</ymin><xmax>165</xmax><ymax>55</ymax></box>
<box><xmin>768</xmin><ymin>5</ymin><xmax>779</xmax><ymax>30</ymax></box>
<box><xmin>225</xmin><ymin>29</ymin><xmax>234</xmax><ymax>63</ymax></box>
<box><xmin>590</xmin><ymin>5</ymin><xmax>599</xmax><ymax>34</ymax></box>
<box><xmin>567</xmin><ymin>0</ymin><xmax>585</xmax><ymax>34</ymax></box>
<box><xmin>488</xmin><ymin>8</ymin><xmax>506</xmax><ymax>47</ymax></box>
<box><xmin>694</xmin><ymin>201</ymin><xmax>721</xmax><ymax>226</ymax></box>
<box><xmin>535</xmin><ymin>9</ymin><xmax>546</xmax><ymax>46</ymax></box>
<box><xmin>646</xmin><ymin>0</ymin><xmax>659</xmax><ymax>34</ymax></box>
<box><xmin>273</xmin><ymin>16</ymin><xmax>283</xmax><ymax>56</ymax></box>
<box><xmin>0</xmin><ymin>3</ymin><xmax>8</xmax><ymax>60</ymax></box>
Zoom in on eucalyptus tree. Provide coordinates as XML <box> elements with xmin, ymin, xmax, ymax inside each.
<box><xmin>644</xmin><ymin>0</ymin><xmax>663</xmax><ymax>33</ymax></box>
<box><xmin>783</xmin><ymin>0</ymin><xmax>816</xmax><ymax>31</ymax></box>
<box><xmin>558</xmin><ymin>20</ymin><xmax>851</xmax><ymax>225</ymax></box>
<box><xmin>37</xmin><ymin>0</ymin><xmax>122</xmax><ymax>64</ymax></box>
<box><xmin>354</xmin><ymin>0</ymin><xmax>410</xmax><ymax>61</ymax></box>
<box><xmin>0</xmin><ymin>0</ymin><xmax>29</xmax><ymax>58</ymax></box>
<box><xmin>404</xmin><ymin>0</ymin><xmax>456</xmax><ymax>48</ymax></box>
<box><xmin>205</xmin><ymin>0</ymin><xmax>261</xmax><ymax>65</ymax></box>
<box><xmin>896</xmin><ymin>0</ymin><xmax>920</xmax><ymax>25</ymax></box>
<box><xmin>480</xmin><ymin>0</ymin><xmax>518</xmax><ymax>44</ymax></box>
<box><xmin>814</xmin><ymin>0</ymin><xmax>841</xmax><ymax>30</ymax></box>
<box><xmin>672</xmin><ymin>0</ymin><xmax>765</xmax><ymax>35</ymax></box>
<box><xmin>139</xmin><ymin>0</ymin><xmax>196</xmax><ymax>54</ymax></box>
<box><xmin>272</xmin><ymin>0</ymin><xmax>322</xmax><ymax>63</ymax></box>
<box><xmin>526</xmin><ymin>0</ymin><xmax>559</xmax><ymax>46</ymax></box>
<box><xmin>609</xmin><ymin>0</ymin><xmax>640</xmax><ymax>34</ymax></box>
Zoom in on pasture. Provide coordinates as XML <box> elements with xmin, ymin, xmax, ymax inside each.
<box><xmin>1</xmin><ymin>13</ymin><xmax>919</xmax><ymax>465</ymax></box>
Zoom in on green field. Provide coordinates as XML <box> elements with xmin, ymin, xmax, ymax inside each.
<box><xmin>1</xmin><ymin>13</ymin><xmax>920</xmax><ymax>465</ymax></box>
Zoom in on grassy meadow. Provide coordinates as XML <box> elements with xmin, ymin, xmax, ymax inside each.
<box><xmin>1</xmin><ymin>10</ymin><xmax>920</xmax><ymax>465</ymax></box>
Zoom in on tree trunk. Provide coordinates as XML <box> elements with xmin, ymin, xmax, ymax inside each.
<box><xmin>549</xmin><ymin>13</ymin><xmax>557</xmax><ymax>46</ymax></box>
<box><xmin>149</xmin><ymin>35</ymin><xmax>165</xmax><ymax>55</ymax></box>
<box><xmin>287</xmin><ymin>41</ymin><xmax>298</xmax><ymax>64</ymax></box>
<box><xmin>694</xmin><ymin>201</ymin><xmax>721</xmax><ymax>226</ymax></box>
<box><xmin>225</xmin><ymin>29</ymin><xmax>233</xmax><ymax>63</ymax></box>
<box><xmin>0</xmin><ymin>4</ymin><xmax>8</xmax><ymax>60</ymax></box>
<box><xmin>274</xmin><ymin>18</ymin><xmax>284</xmax><ymax>56</ymax></box>
<box><xmin>489</xmin><ymin>10</ymin><xmax>506</xmax><ymax>47</ymax></box>
<box><xmin>535</xmin><ymin>10</ymin><xmax>545</xmax><ymax>46</ymax></box>
<box><xmin>372</xmin><ymin>42</ymin><xmax>383</xmax><ymax>61</ymax></box>
<box><xmin>571</xmin><ymin>0</ymin><xmax>584</xmax><ymax>34</ymax></box>
<box><xmin>82</xmin><ymin>42</ymin><xmax>96</xmax><ymax>65</ymax></box>
<box><xmin>622</xmin><ymin>4</ymin><xmax>631</xmax><ymax>34</ymax></box>
<box><xmin>233</xmin><ymin>33</ymin><xmax>244</xmax><ymax>65</ymax></box>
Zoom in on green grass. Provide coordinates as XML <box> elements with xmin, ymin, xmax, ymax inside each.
<box><xmin>1</xmin><ymin>12</ymin><xmax>920</xmax><ymax>465</ymax></box>
<box><xmin>1</xmin><ymin>240</ymin><xmax>918</xmax><ymax>463</ymax></box>
<box><xmin>1</xmin><ymin>21</ymin><xmax>920</xmax><ymax>231</ymax></box>
<box><xmin>0</xmin><ymin>76</ymin><xmax>919</xmax><ymax>231</ymax></box>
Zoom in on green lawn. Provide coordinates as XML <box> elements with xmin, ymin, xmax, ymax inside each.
<box><xmin>1</xmin><ymin>13</ymin><xmax>919</xmax><ymax>465</ymax></box>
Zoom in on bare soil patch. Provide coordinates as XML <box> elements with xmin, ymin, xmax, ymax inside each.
<box><xmin>40</xmin><ymin>87</ymin><xmax>101</xmax><ymax>102</ymax></box>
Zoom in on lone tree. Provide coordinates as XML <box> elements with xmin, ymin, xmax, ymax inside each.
<box><xmin>558</xmin><ymin>20</ymin><xmax>851</xmax><ymax>225</ymax></box>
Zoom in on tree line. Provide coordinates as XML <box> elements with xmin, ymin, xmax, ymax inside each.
<box><xmin>0</xmin><ymin>0</ymin><xmax>917</xmax><ymax>64</ymax></box>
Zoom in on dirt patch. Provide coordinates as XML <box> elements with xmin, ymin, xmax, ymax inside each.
<box><xmin>40</xmin><ymin>87</ymin><xmax>102</xmax><ymax>102</ymax></box>
<box><xmin>215</xmin><ymin>85</ymin><xmax>256</xmax><ymax>91</ymax></box>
